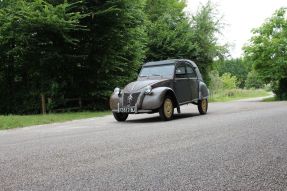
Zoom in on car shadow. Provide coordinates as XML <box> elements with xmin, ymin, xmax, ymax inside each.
<box><xmin>126</xmin><ymin>113</ymin><xmax>200</xmax><ymax>123</ymax></box>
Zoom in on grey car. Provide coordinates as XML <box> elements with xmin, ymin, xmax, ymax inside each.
<box><xmin>110</xmin><ymin>59</ymin><xmax>209</xmax><ymax>121</ymax></box>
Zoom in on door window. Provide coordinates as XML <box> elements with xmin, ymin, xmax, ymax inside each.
<box><xmin>175</xmin><ymin>65</ymin><xmax>186</xmax><ymax>78</ymax></box>
<box><xmin>186</xmin><ymin>65</ymin><xmax>197</xmax><ymax>78</ymax></box>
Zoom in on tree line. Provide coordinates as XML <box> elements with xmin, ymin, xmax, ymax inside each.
<box><xmin>0</xmin><ymin>0</ymin><xmax>225</xmax><ymax>114</ymax></box>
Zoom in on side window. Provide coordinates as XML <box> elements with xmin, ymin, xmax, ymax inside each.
<box><xmin>175</xmin><ymin>65</ymin><xmax>186</xmax><ymax>78</ymax></box>
<box><xmin>186</xmin><ymin>65</ymin><xmax>197</xmax><ymax>78</ymax></box>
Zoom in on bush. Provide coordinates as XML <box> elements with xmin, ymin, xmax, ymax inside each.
<box><xmin>213</xmin><ymin>58</ymin><xmax>248</xmax><ymax>88</ymax></box>
<box><xmin>220</xmin><ymin>73</ymin><xmax>238</xmax><ymax>89</ymax></box>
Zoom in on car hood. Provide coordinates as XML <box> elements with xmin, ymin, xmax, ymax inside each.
<box><xmin>123</xmin><ymin>79</ymin><xmax>170</xmax><ymax>93</ymax></box>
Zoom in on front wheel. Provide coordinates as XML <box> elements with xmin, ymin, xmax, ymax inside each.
<box><xmin>198</xmin><ymin>99</ymin><xmax>208</xmax><ymax>115</ymax></box>
<box><xmin>159</xmin><ymin>96</ymin><xmax>174</xmax><ymax>121</ymax></box>
<box><xmin>113</xmin><ymin>112</ymin><xmax>129</xmax><ymax>122</ymax></box>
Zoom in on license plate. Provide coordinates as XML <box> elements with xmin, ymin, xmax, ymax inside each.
<box><xmin>119</xmin><ymin>107</ymin><xmax>135</xmax><ymax>113</ymax></box>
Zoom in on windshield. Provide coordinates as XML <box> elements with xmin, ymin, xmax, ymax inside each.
<box><xmin>139</xmin><ymin>65</ymin><xmax>175</xmax><ymax>77</ymax></box>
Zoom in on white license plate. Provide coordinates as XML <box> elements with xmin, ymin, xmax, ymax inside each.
<box><xmin>119</xmin><ymin>107</ymin><xmax>135</xmax><ymax>113</ymax></box>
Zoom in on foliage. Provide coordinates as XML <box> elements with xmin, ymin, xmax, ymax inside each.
<box><xmin>0</xmin><ymin>0</ymin><xmax>148</xmax><ymax>114</ymax></box>
<box><xmin>145</xmin><ymin>0</ymin><xmax>226</xmax><ymax>80</ymax></box>
<box><xmin>145</xmin><ymin>0</ymin><xmax>192</xmax><ymax>61</ymax></box>
<box><xmin>209</xmin><ymin>71</ymin><xmax>238</xmax><ymax>95</ymax></box>
<box><xmin>244</xmin><ymin>8</ymin><xmax>287</xmax><ymax>100</ymax></box>
<box><xmin>208</xmin><ymin>70</ymin><xmax>223</xmax><ymax>93</ymax></box>
<box><xmin>209</xmin><ymin>70</ymin><xmax>237</xmax><ymax>94</ymax></box>
<box><xmin>190</xmin><ymin>2</ymin><xmax>227</xmax><ymax>79</ymax></box>
<box><xmin>220</xmin><ymin>73</ymin><xmax>238</xmax><ymax>89</ymax></box>
<box><xmin>0</xmin><ymin>0</ymin><xmax>84</xmax><ymax>114</ymax></box>
<box><xmin>214</xmin><ymin>58</ymin><xmax>248</xmax><ymax>88</ymax></box>
<box><xmin>245</xmin><ymin>70</ymin><xmax>265</xmax><ymax>89</ymax></box>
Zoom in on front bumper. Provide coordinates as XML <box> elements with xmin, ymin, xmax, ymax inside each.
<box><xmin>110</xmin><ymin>88</ymin><xmax>165</xmax><ymax>113</ymax></box>
<box><xmin>110</xmin><ymin>91</ymin><xmax>153</xmax><ymax>114</ymax></box>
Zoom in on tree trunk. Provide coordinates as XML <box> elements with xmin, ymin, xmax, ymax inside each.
<box><xmin>41</xmin><ymin>94</ymin><xmax>46</xmax><ymax>114</ymax></box>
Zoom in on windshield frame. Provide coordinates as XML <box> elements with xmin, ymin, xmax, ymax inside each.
<box><xmin>138</xmin><ymin>64</ymin><xmax>175</xmax><ymax>79</ymax></box>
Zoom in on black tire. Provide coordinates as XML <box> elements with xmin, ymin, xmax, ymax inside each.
<box><xmin>159</xmin><ymin>96</ymin><xmax>174</xmax><ymax>121</ymax></box>
<box><xmin>198</xmin><ymin>98</ymin><xmax>208</xmax><ymax>115</ymax></box>
<box><xmin>113</xmin><ymin>112</ymin><xmax>129</xmax><ymax>122</ymax></box>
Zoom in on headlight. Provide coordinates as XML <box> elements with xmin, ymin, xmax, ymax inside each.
<box><xmin>114</xmin><ymin>87</ymin><xmax>121</xmax><ymax>95</ymax></box>
<box><xmin>144</xmin><ymin>85</ymin><xmax>152</xmax><ymax>94</ymax></box>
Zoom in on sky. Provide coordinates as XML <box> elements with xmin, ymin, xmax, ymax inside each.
<box><xmin>186</xmin><ymin>0</ymin><xmax>287</xmax><ymax>58</ymax></box>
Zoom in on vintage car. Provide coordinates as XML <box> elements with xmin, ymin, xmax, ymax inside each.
<box><xmin>110</xmin><ymin>59</ymin><xmax>209</xmax><ymax>121</ymax></box>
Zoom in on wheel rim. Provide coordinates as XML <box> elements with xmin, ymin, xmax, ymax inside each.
<box><xmin>201</xmin><ymin>99</ymin><xmax>207</xmax><ymax>112</ymax></box>
<box><xmin>164</xmin><ymin>98</ymin><xmax>173</xmax><ymax>118</ymax></box>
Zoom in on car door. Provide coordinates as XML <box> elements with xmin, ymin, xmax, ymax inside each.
<box><xmin>186</xmin><ymin>63</ymin><xmax>199</xmax><ymax>101</ymax></box>
<box><xmin>174</xmin><ymin>63</ymin><xmax>191</xmax><ymax>103</ymax></box>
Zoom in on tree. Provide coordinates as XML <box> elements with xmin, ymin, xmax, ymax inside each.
<box><xmin>0</xmin><ymin>0</ymin><xmax>148</xmax><ymax>114</ymax></box>
<box><xmin>145</xmin><ymin>0</ymin><xmax>194</xmax><ymax>60</ymax></box>
<box><xmin>244</xmin><ymin>8</ymin><xmax>287</xmax><ymax>99</ymax></box>
<box><xmin>73</xmin><ymin>0</ymin><xmax>148</xmax><ymax>108</ymax></box>
<box><xmin>214</xmin><ymin>58</ymin><xmax>248</xmax><ymax>88</ymax></box>
<box><xmin>145</xmin><ymin>0</ymin><xmax>226</xmax><ymax>80</ymax></box>
<box><xmin>190</xmin><ymin>2</ymin><xmax>227</xmax><ymax>80</ymax></box>
<box><xmin>0</xmin><ymin>0</ymin><xmax>84</xmax><ymax>114</ymax></box>
<box><xmin>245</xmin><ymin>70</ymin><xmax>265</xmax><ymax>89</ymax></box>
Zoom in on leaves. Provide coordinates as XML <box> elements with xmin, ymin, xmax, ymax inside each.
<box><xmin>244</xmin><ymin>8</ymin><xmax>287</xmax><ymax>99</ymax></box>
<box><xmin>145</xmin><ymin>0</ymin><xmax>226</xmax><ymax>79</ymax></box>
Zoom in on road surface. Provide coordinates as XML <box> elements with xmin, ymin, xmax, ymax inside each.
<box><xmin>1</xmin><ymin>98</ymin><xmax>287</xmax><ymax>191</ymax></box>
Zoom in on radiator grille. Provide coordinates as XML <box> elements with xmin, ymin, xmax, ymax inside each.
<box><xmin>123</xmin><ymin>92</ymin><xmax>140</xmax><ymax>106</ymax></box>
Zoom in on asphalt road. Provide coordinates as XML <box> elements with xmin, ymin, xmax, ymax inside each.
<box><xmin>1</xmin><ymin>98</ymin><xmax>287</xmax><ymax>191</ymax></box>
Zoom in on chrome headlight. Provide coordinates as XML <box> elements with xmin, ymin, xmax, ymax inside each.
<box><xmin>144</xmin><ymin>85</ymin><xmax>152</xmax><ymax>94</ymax></box>
<box><xmin>114</xmin><ymin>87</ymin><xmax>121</xmax><ymax>95</ymax></box>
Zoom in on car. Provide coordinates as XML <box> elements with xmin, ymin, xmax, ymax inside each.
<box><xmin>110</xmin><ymin>59</ymin><xmax>209</xmax><ymax>121</ymax></box>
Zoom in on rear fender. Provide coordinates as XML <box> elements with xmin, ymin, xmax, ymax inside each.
<box><xmin>199</xmin><ymin>81</ymin><xmax>209</xmax><ymax>100</ymax></box>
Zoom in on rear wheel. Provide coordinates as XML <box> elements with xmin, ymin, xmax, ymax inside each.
<box><xmin>113</xmin><ymin>112</ymin><xmax>129</xmax><ymax>122</ymax></box>
<box><xmin>159</xmin><ymin>96</ymin><xmax>174</xmax><ymax>121</ymax></box>
<box><xmin>198</xmin><ymin>98</ymin><xmax>208</xmax><ymax>115</ymax></box>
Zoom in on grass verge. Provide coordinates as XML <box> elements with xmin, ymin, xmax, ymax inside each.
<box><xmin>209</xmin><ymin>89</ymin><xmax>270</xmax><ymax>102</ymax></box>
<box><xmin>0</xmin><ymin>111</ymin><xmax>110</xmax><ymax>130</ymax></box>
<box><xmin>262</xmin><ymin>96</ymin><xmax>287</xmax><ymax>102</ymax></box>
<box><xmin>262</xmin><ymin>97</ymin><xmax>277</xmax><ymax>102</ymax></box>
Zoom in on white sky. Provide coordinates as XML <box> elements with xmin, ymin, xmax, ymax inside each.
<box><xmin>186</xmin><ymin>0</ymin><xmax>287</xmax><ymax>58</ymax></box>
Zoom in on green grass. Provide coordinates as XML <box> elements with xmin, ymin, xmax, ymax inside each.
<box><xmin>0</xmin><ymin>111</ymin><xmax>111</xmax><ymax>130</ymax></box>
<box><xmin>209</xmin><ymin>89</ymin><xmax>270</xmax><ymax>102</ymax></box>
<box><xmin>262</xmin><ymin>96</ymin><xmax>277</xmax><ymax>102</ymax></box>
<box><xmin>262</xmin><ymin>96</ymin><xmax>287</xmax><ymax>102</ymax></box>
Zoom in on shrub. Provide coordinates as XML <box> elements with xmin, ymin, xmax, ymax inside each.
<box><xmin>220</xmin><ymin>73</ymin><xmax>238</xmax><ymax>89</ymax></box>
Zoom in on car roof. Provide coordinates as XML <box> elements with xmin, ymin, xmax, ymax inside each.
<box><xmin>143</xmin><ymin>59</ymin><xmax>198</xmax><ymax>68</ymax></box>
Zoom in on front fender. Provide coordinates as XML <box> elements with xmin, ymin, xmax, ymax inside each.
<box><xmin>141</xmin><ymin>87</ymin><xmax>180</xmax><ymax>111</ymax></box>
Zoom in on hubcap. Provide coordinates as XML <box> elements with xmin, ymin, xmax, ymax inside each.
<box><xmin>202</xmin><ymin>99</ymin><xmax>207</xmax><ymax>112</ymax></box>
<box><xmin>164</xmin><ymin>98</ymin><xmax>173</xmax><ymax>118</ymax></box>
